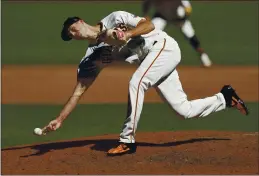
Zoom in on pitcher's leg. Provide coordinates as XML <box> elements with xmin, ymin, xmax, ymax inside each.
<box><xmin>119</xmin><ymin>75</ymin><xmax>148</xmax><ymax>143</ymax></box>
<box><xmin>120</xmin><ymin>39</ymin><xmax>177</xmax><ymax>143</ymax></box>
<box><xmin>108</xmin><ymin>38</ymin><xmax>180</xmax><ymax>156</ymax></box>
<box><xmin>156</xmin><ymin>70</ymin><xmax>226</xmax><ymax>118</ymax></box>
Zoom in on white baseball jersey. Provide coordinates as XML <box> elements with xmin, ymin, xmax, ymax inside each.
<box><xmin>82</xmin><ymin>11</ymin><xmax>168</xmax><ymax>64</ymax></box>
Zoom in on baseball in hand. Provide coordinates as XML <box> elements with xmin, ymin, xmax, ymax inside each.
<box><xmin>33</xmin><ymin>128</ymin><xmax>43</xmax><ymax>135</ymax></box>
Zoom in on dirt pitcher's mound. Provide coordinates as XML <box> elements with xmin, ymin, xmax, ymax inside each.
<box><xmin>1</xmin><ymin>131</ymin><xmax>258</xmax><ymax>175</ymax></box>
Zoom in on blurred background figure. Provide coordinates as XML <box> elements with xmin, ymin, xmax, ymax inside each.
<box><xmin>143</xmin><ymin>0</ymin><xmax>212</xmax><ymax>67</ymax></box>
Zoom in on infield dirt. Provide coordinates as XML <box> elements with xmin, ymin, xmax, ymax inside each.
<box><xmin>2</xmin><ymin>65</ymin><xmax>258</xmax><ymax>104</ymax></box>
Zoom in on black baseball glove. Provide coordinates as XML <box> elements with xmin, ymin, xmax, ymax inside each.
<box><xmin>98</xmin><ymin>46</ymin><xmax>114</xmax><ymax>64</ymax></box>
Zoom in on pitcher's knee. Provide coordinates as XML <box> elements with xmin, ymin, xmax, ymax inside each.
<box><xmin>178</xmin><ymin>110</ymin><xmax>192</xmax><ymax>119</ymax></box>
<box><xmin>129</xmin><ymin>77</ymin><xmax>147</xmax><ymax>90</ymax></box>
<box><xmin>129</xmin><ymin>78</ymin><xmax>140</xmax><ymax>89</ymax></box>
<box><xmin>173</xmin><ymin>102</ymin><xmax>192</xmax><ymax>119</ymax></box>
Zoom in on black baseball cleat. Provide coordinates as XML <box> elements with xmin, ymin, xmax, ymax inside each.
<box><xmin>107</xmin><ymin>142</ymin><xmax>137</xmax><ymax>156</ymax></box>
<box><xmin>220</xmin><ymin>85</ymin><xmax>249</xmax><ymax>115</ymax></box>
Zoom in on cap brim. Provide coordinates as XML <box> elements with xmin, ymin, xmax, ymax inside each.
<box><xmin>61</xmin><ymin>27</ymin><xmax>72</xmax><ymax>41</ymax></box>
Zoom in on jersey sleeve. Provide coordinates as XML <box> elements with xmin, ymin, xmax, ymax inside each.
<box><xmin>77</xmin><ymin>45</ymin><xmax>99</xmax><ymax>79</ymax></box>
<box><xmin>82</xmin><ymin>45</ymin><xmax>95</xmax><ymax>59</ymax></box>
<box><xmin>113</xmin><ymin>11</ymin><xmax>145</xmax><ymax>28</ymax></box>
<box><xmin>82</xmin><ymin>42</ymin><xmax>110</xmax><ymax>61</ymax></box>
<box><xmin>77</xmin><ymin>43</ymin><xmax>113</xmax><ymax>79</ymax></box>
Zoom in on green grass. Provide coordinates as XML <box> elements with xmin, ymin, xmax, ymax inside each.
<box><xmin>2</xmin><ymin>1</ymin><xmax>258</xmax><ymax>65</ymax></box>
<box><xmin>1</xmin><ymin>103</ymin><xmax>258</xmax><ymax>148</ymax></box>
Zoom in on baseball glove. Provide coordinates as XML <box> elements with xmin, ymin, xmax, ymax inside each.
<box><xmin>99</xmin><ymin>46</ymin><xmax>114</xmax><ymax>63</ymax></box>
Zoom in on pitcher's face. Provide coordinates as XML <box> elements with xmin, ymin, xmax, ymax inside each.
<box><xmin>67</xmin><ymin>20</ymin><xmax>88</xmax><ymax>40</ymax></box>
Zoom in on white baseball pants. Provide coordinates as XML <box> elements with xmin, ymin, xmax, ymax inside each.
<box><xmin>119</xmin><ymin>35</ymin><xmax>226</xmax><ymax>143</ymax></box>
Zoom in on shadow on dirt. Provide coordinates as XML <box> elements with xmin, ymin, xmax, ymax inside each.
<box><xmin>2</xmin><ymin>137</ymin><xmax>230</xmax><ymax>158</ymax></box>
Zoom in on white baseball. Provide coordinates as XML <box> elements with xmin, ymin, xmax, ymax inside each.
<box><xmin>34</xmin><ymin>128</ymin><xmax>43</xmax><ymax>135</ymax></box>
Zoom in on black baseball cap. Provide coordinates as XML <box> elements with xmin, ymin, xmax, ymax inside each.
<box><xmin>61</xmin><ymin>16</ymin><xmax>81</xmax><ymax>41</ymax></box>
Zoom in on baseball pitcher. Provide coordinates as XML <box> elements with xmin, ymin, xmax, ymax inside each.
<box><xmin>43</xmin><ymin>11</ymin><xmax>248</xmax><ymax>156</ymax></box>
<box><xmin>143</xmin><ymin>0</ymin><xmax>212</xmax><ymax>67</ymax></box>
